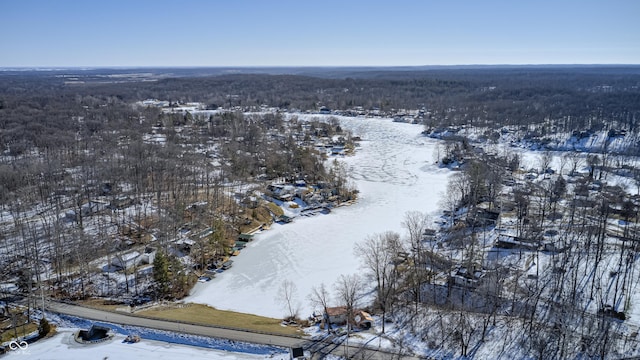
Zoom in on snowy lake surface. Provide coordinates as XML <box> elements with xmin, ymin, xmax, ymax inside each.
<box><xmin>185</xmin><ymin>117</ymin><xmax>452</xmax><ymax>318</ymax></box>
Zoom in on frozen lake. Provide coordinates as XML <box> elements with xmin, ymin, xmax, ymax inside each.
<box><xmin>185</xmin><ymin>117</ymin><xmax>452</xmax><ymax>318</ymax></box>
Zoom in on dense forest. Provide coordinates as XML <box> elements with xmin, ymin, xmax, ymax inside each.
<box><xmin>2</xmin><ymin>66</ymin><xmax>640</xmax><ymax>155</ymax></box>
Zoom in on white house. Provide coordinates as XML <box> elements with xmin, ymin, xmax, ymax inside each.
<box><xmin>111</xmin><ymin>247</ymin><xmax>156</xmax><ymax>270</ymax></box>
<box><xmin>111</xmin><ymin>251</ymin><xmax>140</xmax><ymax>269</ymax></box>
<box><xmin>140</xmin><ymin>247</ymin><xmax>156</xmax><ymax>264</ymax></box>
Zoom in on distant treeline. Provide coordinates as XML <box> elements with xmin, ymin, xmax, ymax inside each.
<box><xmin>1</xmin><ymin>67</ymin><xmax>640</xmax><ymax>155</ymax></box>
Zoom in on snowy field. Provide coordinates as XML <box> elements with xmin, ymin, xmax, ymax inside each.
<box><xmin>186</xmin><ymin>117</ymin><xmax>452</xmax><ymax>318</ymax></box>
<box><xmin>4</xmin><ymin>313</ymin><xmax>297</xmax><ymax>360</ymax></box>
<box><xmin>4</xmin><ymin>329</ymin><xmax>288</xmax><ymax>360</ymax></box>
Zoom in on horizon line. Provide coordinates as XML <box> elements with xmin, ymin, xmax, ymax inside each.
<box><xmin>2</xmin><ymin>63</ymin><xmax>640</xmax><ymax>70</ymax></box>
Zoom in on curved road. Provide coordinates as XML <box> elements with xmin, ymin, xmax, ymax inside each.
<box><xmin>47</xmin><ymin>301</ymin><xmax>425</xmax><ymax>359</ymax></box>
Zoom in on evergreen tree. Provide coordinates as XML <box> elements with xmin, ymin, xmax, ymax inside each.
<box><xmin>153</xmin><ymin>250</ymin><xmax>170</xmax><ymax>299</ymax></box>
<box><xmin>39</xmin><ymin>317</ymin><xmax>51</xmax><ymax>337</ymax></box>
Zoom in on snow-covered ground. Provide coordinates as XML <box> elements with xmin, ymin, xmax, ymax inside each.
<box><xmin>185</xmin><ymin>117</ymin><xmax>452</xmax><ymax>318</ymax></box>
<box><xmin>9</xmin><ymin>115</ymin><xmax>640</xmax><ymax>359</ymax></box>
<box><xmin>5</xmin><ymin>329</ymin><xmax>286</xmax><ymax>360</ymax></box>
<box><xmin>3</xmin><ymin>313</ymin><xmax>298</xmax><ymax>360</ymax></box>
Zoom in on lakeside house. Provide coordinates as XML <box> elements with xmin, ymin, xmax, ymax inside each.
<box><xmin>323</xmin><ymin>306</ymin><xmax>374</xmax><ymax>330</ymax></box>
<box><xmin>238</xmin><ymin>233</ymin><xmax>254</xmax><ymax>241</ymax></box>
<box><xmin>221</xmin><ymin>260</ymin><xmax>233</xmax><ymax>270</ymax></box>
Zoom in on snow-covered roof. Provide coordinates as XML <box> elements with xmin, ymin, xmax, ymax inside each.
<box><xmin>118</xmin><ymin>251</ymin><xmax>140</xmax><ymax>262</ymax></box>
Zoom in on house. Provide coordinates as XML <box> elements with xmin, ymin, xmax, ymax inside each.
<box><xmin>495</xmin><ymin>234</ymin><xmax>540</xmax><ymax>251</ymax></box>
<box><xmin>269</xmin><ymin>184</ymin><xmax>296</xmax><ymax>201</ymax></box>
<box><xmin>467</xmin><ymin>208</ymin><xmax>500</xmax><ymax>227</ymax></box>
<box><xmin>325</xmin><ymin>306</ymin><xmax>348</xmax><ymax>325</ymax></box>
<box><xmin>109</xmin><ymin>195</ymin><xmax>136</xmax><ymax>209</ymax></box>
<box><xmin>449</xmin><ymin>266</ymin><xmax>486</xmax><ymax>288</ymax></box>
<box><xmin>323</xmin><ymin>307</ymin><xmax>374</xmax><ymax>329</ymax></box>
<box><xmin>111</xmin><ymin>247</ymin><xmax>156</xmax><ymax>270</ymax></box>
<box><xmin>140</xmin><ymin>247</ymin><xmax>156</xmax><ymax>264</ymax></box>
<box><xmin>238</xmin><ymin>233</ymin><xmax>254</xmax><ymax>241</ymax></box>
<box><xmin>353</xmin><ymin>310</ymin><xmax>374</xmax><ymax>329</ymax></box>
<box><xmin>80</xmin><ymin>200</ymin><xmax>109</xmax><ymax>217</ymax></box>
<box><xmin>195</xmin><ymin>227</ymin><xmax>214</xmax><ymax>239</ymax></box>
<box><xmin>111</xmin><ymin>251</ymin><xmax>141</xmax><ymax>270</ymax></box>
<box><xmin>174</xmin><ymin>238</ymin><xmax>195</xmax><ymax>253</ymax></box>
<box><xmin>64</xmin><ymin>200</ymin><xmax>109</xmax><ymax>221</ymax></box>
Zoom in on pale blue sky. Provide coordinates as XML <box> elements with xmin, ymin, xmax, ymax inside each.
<box><xmin>1</xmin><ymin>0</ymin><xmax>638</xmax><ymax>67</ymax></box>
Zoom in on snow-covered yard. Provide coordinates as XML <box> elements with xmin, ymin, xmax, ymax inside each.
<box><xmin>5</xmin><ymin>329</ymin><xmax>286</xmax><ymax>360</ymax></box>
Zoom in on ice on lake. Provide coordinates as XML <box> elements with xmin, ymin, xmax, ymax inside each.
<box><xmin>185</xmin><ymin>117</ymin><xmax>452</xmax><ymax>318</ymax></box>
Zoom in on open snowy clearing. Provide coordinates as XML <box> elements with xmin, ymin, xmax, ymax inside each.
<box><xmin>185</xmin><ymin>117</ymin><xmax>452</xmax><ymax>318</ymax></box>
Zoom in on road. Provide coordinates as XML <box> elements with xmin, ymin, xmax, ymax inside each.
<box><xmin>47</xmin><ymin>301</ymin><xmax>426</xmax><ymax>360</ymax></box>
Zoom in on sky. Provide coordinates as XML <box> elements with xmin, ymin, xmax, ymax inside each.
<box><xmin>1</xmin><ymin>0</ymin><xmax>639</xmax><ymax>67</ymax></box>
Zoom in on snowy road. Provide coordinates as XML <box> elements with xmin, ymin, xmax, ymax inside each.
<box><xmin>186</xmin><ymin>117</ymin><xmax>451</xmax><ymax>319</ymax></box>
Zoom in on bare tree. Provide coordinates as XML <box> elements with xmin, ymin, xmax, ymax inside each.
<box><xmin>334</xmin><ymin>274</ymin><xmax>365</xmax><ymax>331</ymax></box>
<box><xmin>456</xmin><ymin>311</ymin><xmax>476</xmax><ymax>357</ymax></box>
<box><xmin>446</xmin><ymin>173</ymin><xmax>468</xmax><ymax>212</ymax></box>
<box><xmin>403</xmin><ymin>211</ymin><xmax>431</xmax><ymax>251</ymax></box>
<box><xmin>567</xmin><ymin>152</ymin><xmax>584</xmax><ymax>176</ymax></box>
<box><xmin>587</xmin><ymin>154</ymin><xmax>601</xmax><ymax>179</ymax></box>
<box><xmin>558</xmin><ymin>153</ymin><xmax>568</xmax><ymax>175</ymax></box>
<box><xmin>277</xmin><ymin>279</ymin><xmax>299</xmax><ymax>321</ymax></box>
<box><xmin>402</xmin><ymin>211</ymin><xmax>431</xmax><ymax>315</ymax></box>
<box><xmin>354</xmin><ymin>231</ymin><xmax>402</xmax><ymax>333</ymax></box>
<box><xmin>308</xmin><ymin>283</ymin><xmax>332</xmax><ymax>334</ymax></box>
<box><xmin>538</xmin><ymin>151</ymin><xmax>553</xmax><ymax>176</ymax></box>
<box><xmin>334</xmin><ymin>274</ymin><xmax>365</xmax><ymax>358</ymax></box>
